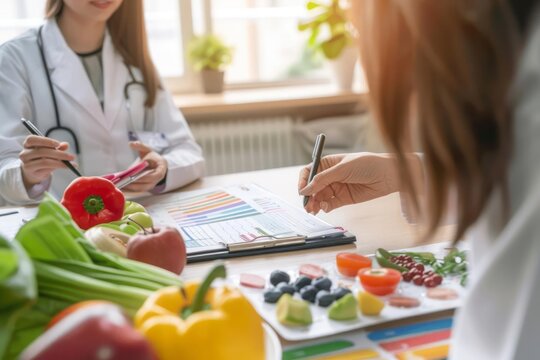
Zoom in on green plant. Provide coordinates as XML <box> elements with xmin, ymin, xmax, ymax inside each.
<box><xmin>298</xmin><ymin>0</ymin><xmax>353</xmax><ymax>60</ymax></box>
<box><xmin>187</xmin><ymin>35</ymin><xmax>233</xmax><ymax>71</ymax></box>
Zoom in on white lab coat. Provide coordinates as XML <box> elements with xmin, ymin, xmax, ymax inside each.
<box><xmin>447</xmin><ymin>11</ymin><xmax>540</xmax><ymax>360</ymax></box>
<box><xmin>0</xmin><ymin>19</ymin><xmax>205</xmax><ymax>206</ymax></box>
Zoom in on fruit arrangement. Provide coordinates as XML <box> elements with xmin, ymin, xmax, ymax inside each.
<box><xmin>56</xmin><ymin>177</ymin><xmax>188</xmax><ymax>275</ymax></box>
<box><xmin>237</xmin><ymin>247</ymin><xmax>466</xmax><ymax>340</ymax></box>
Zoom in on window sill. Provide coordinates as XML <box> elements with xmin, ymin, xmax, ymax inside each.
<box><xmin>173</xmin><ymin>84</ymin><xmax>368</xmax><ymax>121</ymax></box>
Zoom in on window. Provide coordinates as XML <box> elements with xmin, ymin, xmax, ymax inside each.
<box><xmin>196</xmin><ymin>0</ymin><xmax>327</xmax><ymax>85</ymax></box>
<box><xmin>0</xmin><ymin>0</ymin><xmax>330</xmax><ymax>93</ymax></box>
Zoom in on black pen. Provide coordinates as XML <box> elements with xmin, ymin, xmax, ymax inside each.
<box><xmin>0</xmin><ymin>210</ymin><xmax>18</xmax><ymax>217</ymax></box>
<box><xmin>21</xmin><ymin>118</ymin><xmax>82</xmax><ymax>177</ymax></box>
<box><xmin>303</xmin><ymin>133</ymin><xmax>326</xmax><ymax>207</ymax></box>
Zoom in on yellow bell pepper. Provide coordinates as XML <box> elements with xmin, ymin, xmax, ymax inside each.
<box><xmin>134</xmin><ymin>264</ymin><xmax>265</xmax><ymax>360</ymax></box>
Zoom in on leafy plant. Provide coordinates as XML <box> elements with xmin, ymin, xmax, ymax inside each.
<box><xmin>188</xmin><ymin>34</ymin><xmax>233</xmax><ymax>71</ymax></box>
<box><xmin>298</xmin><ymin>0</ymin><xmax>353</xmax><ymax>60</ymax></box>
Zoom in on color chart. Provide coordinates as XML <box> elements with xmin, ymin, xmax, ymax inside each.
<box><xmin>143</xmin><ymin>184</ymin><xmax>341</xmax><ymax>253</ymax></box>
<box><xmin>282</xmin><ymin>317</ymin><xmax>453</xmax><ymax>360</ymax></box>
<box><xmin>164</xmin><ymin>190</ymin><xmax>260</xmax><ymax>228</ymax></box>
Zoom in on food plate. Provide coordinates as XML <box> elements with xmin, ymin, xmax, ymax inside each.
<box><xmin>235</xmin><ymin>243</ymin><xmax>467</xmax><ymax>341</ymax></box>
<box><xmin>264</xmin><ymin>323</ymin><xmax>282</xmax><ymax>360</ymax></box>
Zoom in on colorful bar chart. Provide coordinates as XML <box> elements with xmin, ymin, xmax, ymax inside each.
<box><xmin>144</xmin><ymin>184</ymin><xmax>341</xmax><ymax>252</ymax></box>
<box><xmin>164</xmin><ymin>190</ymin><xmax>260</xmax><ymax>228</ymax></box>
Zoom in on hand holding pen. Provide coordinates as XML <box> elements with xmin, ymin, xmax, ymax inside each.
<box><xmin>20</xmin><ymin>118</ymin><xmax>80</xmax><ymax>189</ymax></box>
<box><xmin>299</xmin><ymin>152</ymin><xmax>406</xmax><ymax>215</ymax></box>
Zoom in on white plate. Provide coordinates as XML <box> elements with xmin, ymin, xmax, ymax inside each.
<box><xmin>264</xmin><ymin>323</ymin><xmax>282</xmax><ymax>360</ymax></box>
<box><xmin>238</xmin><ymin>243</ymin><xmax>467</xmax><ymax>341</ymax></box>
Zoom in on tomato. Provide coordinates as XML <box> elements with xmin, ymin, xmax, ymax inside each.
<box><xmin>336</xmin><ymin>252</ymin><xmax>372</xmax><ymax>277</ymax></box>
<box><xmin>358</xmin><ymin>268</ymin><xmax>402</xmax><ymax>296</ymax></box>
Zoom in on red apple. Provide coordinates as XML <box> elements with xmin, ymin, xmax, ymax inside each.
<box><xmin>126</xmin><ymin>227</ymin><xmax>187</xmax><ymax>275</ymax></box>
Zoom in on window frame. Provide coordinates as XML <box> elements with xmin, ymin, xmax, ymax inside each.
<box><xmin>164</xmin><ymin>0</ymin><xmax>331</xmax><ymax>94</ymax></box>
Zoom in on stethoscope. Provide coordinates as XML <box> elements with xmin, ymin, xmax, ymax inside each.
<box><xmin>36</xmin><ymin>25</ymin><xmax>148</xmax><ymax>154</ymax></box>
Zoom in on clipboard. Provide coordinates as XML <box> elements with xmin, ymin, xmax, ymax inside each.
<box><xmin>186</xmin><ymin>231</ymin><xmax>357</xmax><ymax>263</ymax></box>
<box><xmin>141</xmin><ymin>184</ymin><xmax>357</xmax><ymax>263</ymax></box>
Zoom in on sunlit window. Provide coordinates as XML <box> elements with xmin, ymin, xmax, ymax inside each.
<box><xmin>205</xmin><ymin>0</ymin><xmax>327</xmax><ymax>84</ymax></box>
<box><xmin>0</xmin><ymin>0</ymin><xmax>330</xmax><ymax>90</ymax></box>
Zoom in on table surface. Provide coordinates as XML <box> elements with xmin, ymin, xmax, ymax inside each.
<box><xmin>177</xmin><ymin>166</ymin><xmax>455</xmax><ymax>281</ymax></box>
<box><xmin>173</xmin><ymin>166</ymin><xmax>457</xmax><ymax>349</ymax></box>
<box><xmin>2</xmin><ymin>165</ymin><xmax>457</xmax><ymax>350</ymax></box>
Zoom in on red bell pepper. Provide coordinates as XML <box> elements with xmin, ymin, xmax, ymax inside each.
<box><xmin>61</xmin><ymin>177</ymin><xmax>125</xmax><ymax>230</ymax></box>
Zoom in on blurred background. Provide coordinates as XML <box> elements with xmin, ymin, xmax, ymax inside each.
<box><xmin>1</xmin><ymin>0</ymin><xmax>384</xmax><ymax>176</ymax></box>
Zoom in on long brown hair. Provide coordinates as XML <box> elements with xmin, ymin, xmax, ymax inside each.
<box><xmin>351</xmin><ymin>0</ymin><xmax>520</xmax><ymax>242</ymax></box>
<box><xmin>45</xmin><ymin>0</ymin><xmax>159</xmax><ymax>107</ymax></box>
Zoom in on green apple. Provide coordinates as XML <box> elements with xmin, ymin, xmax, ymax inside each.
<box><xmin>123</xmin><ymin>212</ymin><xmax>153</xmax><ymax>229</ymax></box>
<box><xmin>124</xmin><ymin>201</ymin><xmax>147</xmax><ymax>216</ymax></box>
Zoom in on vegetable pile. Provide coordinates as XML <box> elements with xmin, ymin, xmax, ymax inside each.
<box><xmin>0</xmin><ymin>194</ymin><xmax>182</xmax><ymax>360</ymax></box>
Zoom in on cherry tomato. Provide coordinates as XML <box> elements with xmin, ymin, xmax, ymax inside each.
<box><xmin>358</xmin><ymin>268</ymin><xmax>402</xmax><ymax>296</ymax></box>
<box><xmin>336</xmin><ymin>252</ymin><xmax>372</xmax><ymax>277</ymax></box>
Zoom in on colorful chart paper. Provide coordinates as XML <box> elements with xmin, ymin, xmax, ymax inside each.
<box><xmin>142</xmin><ymin>184</ymin><xmax>343</xmax><ymax>254</ymax></box>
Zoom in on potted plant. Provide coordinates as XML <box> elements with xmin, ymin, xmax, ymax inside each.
<box><xmin>298</xmin><ymin>0</ymin><xmax>357</xmax><ymax>90</ymax></box>
<box><xmin>188</xmin><ymin>35</ymin><xmax>233</xmax><ymax>94</ymax></box>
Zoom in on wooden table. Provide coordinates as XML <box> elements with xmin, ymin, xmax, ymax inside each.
<box><xmin>174</xmin><ymin>165</ymin><xmax>457</xmax><ymax>353</ymax></box>
<box><xmin>177</xmin><ymin>165</ymin><xmax>455</xmax><ymax>281</ymax></box>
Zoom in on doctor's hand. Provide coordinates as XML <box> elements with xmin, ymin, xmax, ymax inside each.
<box><xmin>299</xmin><ymin>153</ymin><xmax>420</xmax><ymax>214</ymax></box>
<box><xmin>123</xmin><ymin>141</ymin><xmax>168</xmax><ymax>192</ymax></box>
<box><xmin>19</xmin><ymin>135</ymin><xmax>76</xmax><ymax>190</ymax></box>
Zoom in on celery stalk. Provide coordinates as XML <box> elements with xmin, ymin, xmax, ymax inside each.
<box><xmin>34</xmin><ymin>262</ymin><xmax>151</xmax><ymax>315</ymax></box>
<box><xmin>42</xmin><ymin>259</ymin><xmax>169</xmax><ymax>291</ymax></box>
<box><xmin>17</xmin><ymin>215</ymin><xmax>91</xmax><ymax>263</ymax></box>
<box><xmin>78</xmin><ymin>239</ymin><xmax>182</xmax><ymax>287</ymax></box>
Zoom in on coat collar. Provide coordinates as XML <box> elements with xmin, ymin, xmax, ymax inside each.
<box><xmin>41</xmin><ymin>18</ymin><xmax>127</xmax><ymax>130</ymax></box>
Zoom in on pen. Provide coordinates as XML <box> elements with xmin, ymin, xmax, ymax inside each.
<box><xmin>303</xmin><ymin>133</ymin><xmax>326</xmax><ymax>207</ymax></box>
<box><xmin>0</xmin><ymin>210</ymin><xmax>18</xmax><ymax>217</ymax></box>
<box><xmin>20</xmin><ymin>118</ymin><xmax>82</xmax><ymax>177</ymax></box>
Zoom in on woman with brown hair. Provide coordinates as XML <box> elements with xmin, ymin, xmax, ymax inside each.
<box><xmin>0</xmin><ymin>0</ymin><xmax>204</xmax><ymax>205</ymax></box>
<box><xmin>300</xmin><ymin>0</ymin><xmax>539</xmax><ymax>357</ymax></box>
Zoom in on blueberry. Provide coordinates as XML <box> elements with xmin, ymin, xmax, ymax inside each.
<box><xmin>316</xmin><ymin>290</ymin><xmax>336</xmax><ymax>307</ymax></box>
<box><xmin>293</xmin><ymin>276</ymin><xmax>312</xmax><ymax>291</ymax></box>
<box><xmin>332</xmin><ymin>287</ymin><xmax>352</xmax><ymax>300</ymax></box>
<box><xmin>300</xmin><ymin>285</ymin><xmax>318</xmax><ymax>303</ymax></box>
<box><xmin>312</xmin><ymin>276</ymin><xmax>332</xmax><ymax>291</ymax></box>
<box><xmin>277</xmin><ymin>282</ymin><xmax>295</xmax><ymax>295</ymax></box>
<box><xmin>264</xmin><ymin>288</ymin><xmax>284</xmax><ymax>304</ymax></box>
<box><xmin>270</xmin><ymin>270</ymin><xmax>290</xmax><ymax>286</ymax></box>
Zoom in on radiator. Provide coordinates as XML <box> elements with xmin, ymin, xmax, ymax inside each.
<box><xmin>190</xmin><ymin>116</ymin><xmax>304</xmax><ymax>175</ymax></box>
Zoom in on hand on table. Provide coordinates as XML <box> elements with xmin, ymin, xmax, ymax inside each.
<box><xmin>298</xmin><ymin>153</ymin><xmax>402</xmax><ymax>214</ymax></box>
<box><xmin>123</xmin><ymin>141</ymin><xmax>168</xmax><ymax>192</ymax></box>
<box><xmin>19</xmin><ymin>135</ymin><xmax>76</xmax><ymax>191</ymax></box>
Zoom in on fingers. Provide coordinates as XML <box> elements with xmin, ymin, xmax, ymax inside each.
<box><xmin>298</xmin><ymin>165</ymin><xmax>311</xmax><ymax>192</ymax></box>
<box><xmin>123</xmin><ymin>151</ymin><xmax>168</xmax><ymax>192</ymax></box>
<box><xmin>319</xmin><ymin>196</ymin><xmax>345</xmax><ymax>213</ymax></box>
<box><xmin>20</xmin><ymin>148</ymin><xmax>75</xmax><ymax>163</ymax></box>
<box><xmin>129</xmin><ymin>141</ymin><xmax>153</xmax><ymax>157</ymax></box>
<box><xmin>23</xmin><ymin>135</ymin><xmax>65</xmax><ymax>150</ymax></box>
<box><xmin>299</xmin><ymin>166</ymin><xmax>339</xmax><ymax>196</ymax></box>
